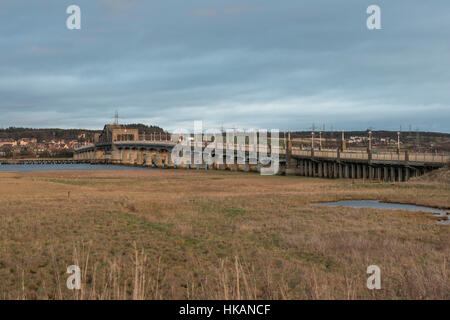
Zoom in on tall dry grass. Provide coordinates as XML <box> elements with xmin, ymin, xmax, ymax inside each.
<box><xmin>0</xmin><ymin>169</ymin><xmax>448</xmax><ymax>299</ymax></box>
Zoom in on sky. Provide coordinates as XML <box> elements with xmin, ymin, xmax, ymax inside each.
<box><xmin>0</xmin><ymin>0</ymin><xmax>449</xmax><ymax>132</ymax></box>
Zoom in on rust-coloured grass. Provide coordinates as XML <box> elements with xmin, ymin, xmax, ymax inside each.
<box><xmin>0</xmin><ymin>169</ymin><xmax>448</xmax><ymax>299</ymax></box>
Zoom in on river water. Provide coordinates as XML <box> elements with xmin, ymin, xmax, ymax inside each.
<box><xmin>0</xmin><ymin>163</ymin><xmax>150</xmax><ymax>172</ymax></box>
<box><xmin>311</xmin><ymin>200</ymin><xmax>449</xmax><ymax>224</ymax></box>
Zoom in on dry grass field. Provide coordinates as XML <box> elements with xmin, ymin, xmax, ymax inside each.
<box><xmin>0</xmin><ymin>168</ymin><xmax>448</xmax><ymax>299</ymax></box>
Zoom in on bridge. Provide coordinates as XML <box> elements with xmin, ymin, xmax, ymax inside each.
<box><xmin>72</xmin><ymin>124</ymin><xmax>449</xmax><ymax>181</ymax></box>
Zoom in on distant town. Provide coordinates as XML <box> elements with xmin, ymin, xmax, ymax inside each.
<box><xmin>0</xmin><ymin>124</ymin><xmax>165</xmax><ymax>158</ymax></box>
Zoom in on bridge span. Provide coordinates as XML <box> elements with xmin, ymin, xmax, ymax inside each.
<box><xmin>73</xmin><ymin>137</ymin><xmax>449</xmax><ymax>182</ymax></box>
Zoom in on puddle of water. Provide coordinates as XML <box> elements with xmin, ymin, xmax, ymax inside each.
<box><xmin>311</xmin><ymin>200</ymin><xmax>448</xmax><ymax>217</ymax></box>
<box><xmin>437</xmin><ymin>220</ymin><xmax>450</xmax><ymax>225</ymax></box>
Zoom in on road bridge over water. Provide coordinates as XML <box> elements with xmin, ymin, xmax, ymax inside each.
<box><xmin>73</xmin><ymin>134</ymin><xmax>449</xmax><ymax>182</ymax></box>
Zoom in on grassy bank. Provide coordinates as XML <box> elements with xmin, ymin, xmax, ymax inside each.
<box><xmin>0</xmin><ymin>169</ymin><xmax>448</xmax><ymax>299</ymax></box>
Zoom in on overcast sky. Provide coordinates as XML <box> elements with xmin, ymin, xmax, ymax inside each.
<box><xmin>1</xmin><ymin>0</ymin><xmax>449</xmax><ymax>132</ymax></box>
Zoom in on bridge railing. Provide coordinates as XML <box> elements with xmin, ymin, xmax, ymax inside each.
<box><xmin>407</xmin><ymin>153</ymin><xmax>450</xmax><ymax>163</ymax></box>
<box><xmin>371</xmin><ymin>152</ymin><xmax>405</xmax><ymax>161</ymax></box>
<box><xmin>290</xmin><ymin>148</ymin><xmax>449</xmax><ymax>164</ymax></box>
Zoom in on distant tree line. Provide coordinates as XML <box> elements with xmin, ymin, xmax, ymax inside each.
<box><xmin>0</xmin><ymin>124</ymin><xmax>166</xmax><ymax>142</ymax></box>
<box><xmin>123</xmin><ymin>124</ymin><xmax>166</xmax><ymax>134</ymax></box>
<box><xmin>0</xmin><ymin>127</ymin><xmax>100</xmax><ymax>142</ymax></box>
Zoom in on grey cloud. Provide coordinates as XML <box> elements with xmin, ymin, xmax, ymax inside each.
<box><xmin>0</xmin><ymin>0</ymin><xmax>449</xmax><ymax>132</ymax></box>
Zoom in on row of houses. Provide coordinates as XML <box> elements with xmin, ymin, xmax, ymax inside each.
<box><xmin>0</xmin><ymin>137</ymin><xmax>89</xmax><ymax>158</ymax></box>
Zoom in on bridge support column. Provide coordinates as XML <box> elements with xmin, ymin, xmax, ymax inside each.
<box><xmin>94</xmin><ymin>149</ymin><xmax>105</xmax><ymax>163</ymax></box>
<box><xmin>383</xmin><ymin>167</ymin><xmax>388</xmax><ymax>181</ymax></box>
<box><xmin>307</xmin><ymin>161</ymin><xmax>312</xmax><ymax>177</ymax></box>
<box><xmin>318</xmin><ymin>162</ymin><xmax>323</xmax><ymax>177</ymax></box>
<box><xmin>142</xmin><ymin>150</ymin><xmax>149</xmax><ymax>166</ymax></box>
<box><xmin>110</xmin><ymin>146</ymin><xmax>120</xmax><ymax>164</ymax></box>
<box><xmin>155</xmin><ymin>151</ymin><xmax>163</xmax><ymax>168</ymax></box>
<box><xmin>231</xmin><ymin>160</ymin><xmax>238</xmax><ymax>171</ymax></box>
<box><xmin>242</xmin><ymin>161</ymin><xmax>250</xmax><ymax>172</ymax></box>
<box><xmin>405</xmin><ymin>167</ymin><xmax>410</xmax><ymax>181</ymax></box>
<box><xmin>167</xmin><ymin>150</ymin><xmax>174</xmax><ymax>168</ymax></box>
<box><xmin>127</xmin><ymin>149</ymin><xmax>134</xmax><ymax>165</ymax></box>
<box><xmin>298</xmin><ymin>160</ymin><xmax>304</xmax><ymax>176</ymax></box>
<box><xmin>376</xmin><ymin>167</ymin><xmax>381</xmax><ymax>180</ymax></box>
<box><xmin>136</xmin><ymin>150</ymin><xmax>143</xmax><ymax>166</ymax></box>
<box><xmin>119</xmin><ymin>149</ymin><xmax>125</xmax><ymax>164</ymax></box>
<box><xmin>398</xmin><ymin>167</ymin><xmax>403</xmax><ymax>182</ymax></box>
<box><xmin>344</xmin><ymin>164</ymin><xmax>349</xmax><ymax>178</ymax></box>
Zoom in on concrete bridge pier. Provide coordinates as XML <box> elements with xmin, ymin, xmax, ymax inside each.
<box><xmin>166</xmin><ymin>150</ymin><xmax>174</xmax><ymax>168</ymax></box>
<box><xmin>148</xmin><ymin>150</ymin><xmax>156</xmax><ymax>167</ymax></box>
<box><xmin>155</xmin><ymin>150</ymin><xmax>163</xmax><ymax>168</ymax></box>
<box><xmin>307</xmin><ymin>161</ymin><xmax>312</xmax><ymax>177</ymax></box>
<box><xmin>110</xmin><ymin>146</ymin><xmax>121</xmax><ymax>164</ymax></box>
<box><xmin>132</xmin><ymin>149</ymin><xmax>139</xmax><ymax>165</ymax></box>
<box><xmin>127</xmin><ymin>148</ymin><xmax>135</xmax><ymax>165</ymax></box>
<box><xmin>136</xmin><ymin>149</ymin><xmax>143</xmax><ymax>166</ymax></box>
<box><xmin>120</xmin><ymin>149</ymin><xmax>126</xmax><ymax>164</ymax></box>
<box><xmin>143</xmin><ymin>150</ymin><xmax>150</xmax><ymax>166</ymax></box>
<box><xmin>376</xmin><ymin>167</ymin><xmax>382</xmax><ymax>180</ymax></box>
<box><xmin>297</xmin><ymin>160</ymin><xmax>304</xmax><ymax>176</ymax></box>
<box><xmin>94</xmin><ymin>149</ymin><xmax>104</xmax><ymax>163</ymax></box>
<box><xmin>390</xmin><ymin>167</ymin><xmax>395</xmax><ymax>182</ymax></box>
<box><xmin>329</xmin><ymin>163</ymin><xmax>334</xmax><ymax>178</ymax></box>
<box><xmin>356</xmin><ymin>164</ymin><xmax>361</xmax><ymax>179</ymax></box>
<box><xmin>333</xmin><ymin>163</ymin><xmax>338</xmax><ymax>178</ymax></box>
<box><xmin>230</xmin><ymin>160</ymin><xmax>238</xmax><ymax>172</ymax></box>
<box><xmin>125</xmin><ymin>149</ymin><xmax>132</xmax><ymax>165</ymax></box>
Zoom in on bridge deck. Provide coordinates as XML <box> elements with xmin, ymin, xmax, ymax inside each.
<box><xmin>74</xmin><ymin>141</ymin><xmax>449</xmax><ymax>166</ymax></box>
